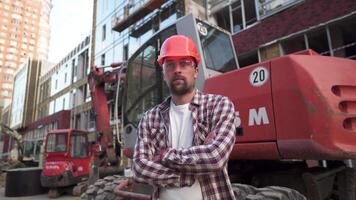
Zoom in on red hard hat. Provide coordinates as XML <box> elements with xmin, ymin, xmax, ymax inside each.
<box><xmin>157</xmin><ymin>35</ymin><xmax>201</xmax><ymax>66</ymax></box>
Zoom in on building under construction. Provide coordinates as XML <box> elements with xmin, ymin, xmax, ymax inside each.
<box><xmin>95</xmin><ymin>0</ymin><xmax>355</xmax><ymax>68</ymax></box>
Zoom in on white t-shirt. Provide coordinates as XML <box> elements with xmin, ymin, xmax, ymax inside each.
<box><xmin>159</xmin><ymin>101</ymin><xmax>203</xmax><ymax>200</ymax></box>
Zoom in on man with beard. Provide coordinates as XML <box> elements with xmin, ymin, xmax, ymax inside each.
<box><xmin>132</xmin><ymin>35</ymin><xmax>237</xmax><ymax>200</ymax></box>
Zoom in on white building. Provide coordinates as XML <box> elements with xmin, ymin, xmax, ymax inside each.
<box><xmin>38</xmin><ymin>36</ymin><xmax>92</xmax><ymax>130</ymax></box>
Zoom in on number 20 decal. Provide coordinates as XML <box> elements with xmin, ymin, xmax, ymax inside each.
<box><xmin>249</xmin><ymin>66</ymin><xmax>269</xmax><ymax>87</ymax></box>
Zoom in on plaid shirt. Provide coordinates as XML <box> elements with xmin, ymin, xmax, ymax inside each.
<box><xmin>133</xmin><ymin>90</ymin><xmax>236</xmax><ymax>200</ymax></box>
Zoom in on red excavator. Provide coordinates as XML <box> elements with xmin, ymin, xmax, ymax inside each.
<box><xmin>40</xmin><ymin>129</ymin><xmax>92</xmax><ymax>197</ymax></box>
<box><xmin>44</xmin><ymin>15</ymin><xmax>356</xmax><ymax>199</ymax></box>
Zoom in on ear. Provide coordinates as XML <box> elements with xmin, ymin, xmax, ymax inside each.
<box><xmin>194</xmin><ymin>67</ymin><xmax>199</xmax><ymax>78</ymax></box>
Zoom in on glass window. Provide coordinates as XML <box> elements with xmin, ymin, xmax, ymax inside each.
<box><xmin>124</xmin><ymin>27</ymin><xmax>175</xmax><ymax>126</ymax></box>
<box><xmin>46</xmin><ymin>133</ymin><xmax>67</xmax><ymax>152</ymax></box>
<box><xmin>232</xmin><ymin>1</ymin><xmax>243</xmax><ymax>33</ymax></box>
<box><xmin>307</xmin><ymin>28</ymin><xmax>330</xmax><ymax>56</ymax></box>
<box><xmin>198</xmin><ymin>19</ymin><xmax>238</xmax><ymax>72</ymax></box>
<box><xmin>34</xmin><ymin>140</ymin><xmax>43</xmax><ymax>161</ymax></box>
<box><xmin>244</xmin><ymin>0</ymin><xmax>257</xmax><ymax>27</ymax></box>
<box><xmin>23</xmin><ymin>140</ymin><xmax>34</xmax><ymax>157</ymax></box>
<box><xmin>257</xmin><ymin>0</ymin><xmax>303</xmax><ymax>19</ymax></box>
<box><xmin>260</xmin><ymin>43</ymin><xmax>281</xmax><ymax>61</ymax></box>
<box><xmin>214</xmin><ymin>7</ymin><xmax>230</xmax><ymax>32</ymax></box>
<box><xmin>101</xmin><ymin>53</ymin><xmax>105</xmax><ymax>66</ymax></box>
<box><xmin>125</xmin><ymin>44</ymin><xmax>159</xmax><ymax>125</ymax></box>
<box><xmin>102</xmin><ymin>24</ymin><xmax>106</xmax><ymax>41</ymax></box>
<box><xmin>281</xmin><ymin>35</ymin><xmax>306</xmax><ymax>54</ymax></box>
<box><xmin>70</xmin><ymin>133</ymin><xmax>87</xmax><ymax>158</ymax></box>
<box><xmin>329</xmin><ymin>16</ymin><xmax>356</xmax><ymax>59</ymax></box>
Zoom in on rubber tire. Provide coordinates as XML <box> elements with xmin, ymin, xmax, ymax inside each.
<box><xmin>80</xmin><ymin>175</ymin><xmax>128</xmax><ymax>200</ymax></box>
<box><xmin>232</xmin><ymin>183</ymin><xmax>306</xmax><ymax>200</ymax></box>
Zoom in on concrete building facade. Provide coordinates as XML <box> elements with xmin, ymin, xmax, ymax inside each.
<box><xmin>37</xmin><ymin>36</ymin><xmax>92</xmax><ymax>131</ymax></box>
<box><xmin>0</xmin><ymin>0</ymin><xmax>52</xmax><ymax>111</ymax></box>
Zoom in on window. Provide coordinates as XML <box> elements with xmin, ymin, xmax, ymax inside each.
<box><xmin>214</xmin><ymin>0</ymin><xmax>257</xmax><ymax>33</ymax></box>
<box><xmin>62</xmin><ymin>98</ymin><xmax>65</xmax><ymax>110</ymax></box>
<box><xmin>307</xmin><ymin>28</ymin><xmax>330</xmax><ymax>56</ymax></box>
<box><xmin>124</xmin><ymin>27</ymin><xmax>176</xmax><ymax>126</ymax></box>
<box><xmin>101</xmin><ymin>53</ymin><xmax>105</xmax><ymax>66</ymax></box>
<box><xmin>46</xmin><ymin>133</ymin><xmax>67</xmax><ymax>152</ymax></box>
<box><xmin>329</xmin><ymin>17</ymin><xmax>356</xmax><ymax>59</ymax></box>
<box><xmin>198</xmin><ymin>19</ymin><xmax>238</xmax><ymax>72</ymax></box>
<box><xmin>257</xmin><ymin>0</ymin><xmax>303</xmax><ymax>20</ymax></box>
<box><xmin>260</xmin><ymin>43</ymin><xmax>281</xmax><ymax>61</ymax></box>
<box><xmin>123</xmin><ymin>45</ymin><xmax>128</xmax><ymax>61</ymax></box>
<box><xmin>281</xmin><ymin>35</ymin><xmax>306</xmax><ymax>54</ymax></box>
<box><xmin>102</xmin><ymin>24</ymin><xmax>106</xmax><ymax>41</ymax></box>
<box><xmin>11</xmin><ymin>18</ymin><xmax>20</xmax><ymax>25</ymax></box>
<box><xmin>125</xmin><ymin>44</ymin><xmax>163</xmax><ymax>126</ymax></box>
<box><xmin>232</xmin><ymin>1</ymin><xmax>243</xmax><ymax>32</ymax></box>
<box><xmin>70</xmin><ymin>133</ymin><xmax>88</xmax><ymax>158</ymax></box>
<box><xmin>64</xmin><ymin>72</ymin><xmax>67</xmax><ymax>83</ymax></box>
<box><xmin>55</xmin><ymin>79</ymin><xmax>58</xmax><ymax>89</ymax></box>
<box><xmin>237</xmin><ymin>50</ymin><xmax>259</xmax><ymax>68</ymax></box>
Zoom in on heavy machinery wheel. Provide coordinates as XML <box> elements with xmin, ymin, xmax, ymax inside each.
<box><xmin>80</xmin><ymin>175</ymin><xmax>128</xmax><ymax>200</ymax></box>
<box><xmin>232</xmin><ymin>183</ymin><xmax>306</xmax><ymax>200</ymax></box>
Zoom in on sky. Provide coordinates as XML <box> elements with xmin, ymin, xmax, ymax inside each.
<box><xmin>48</xmin><ymin>0</ymin><xmax>93</xmax><ymax>63</ymax></box>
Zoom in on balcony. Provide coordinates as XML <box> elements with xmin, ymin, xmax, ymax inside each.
<box><xmin>111</xmin><ymin>0</ymin><xmax>166</xmax><ymax>32</ymax></box>
<box><xmin>130</xmin><ymin>0</ymin><xmax>176</xmax><ymax>38</ymax></box>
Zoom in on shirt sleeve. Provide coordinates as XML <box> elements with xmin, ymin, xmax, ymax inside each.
<box><xmin>161</xmin><ymin>96</ymin><xmax>236</xmax><ymax>174</ymax></box>
<box><xmin>132</xmin><ymin>112</ymin><xmax>182</xmax><ymax>187</ymax></box>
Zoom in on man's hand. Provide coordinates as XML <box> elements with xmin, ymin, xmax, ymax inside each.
<box><xmin>204</xmin><ymin>132</ymin><xmax>216</xmax><ymax>145</ymax></box>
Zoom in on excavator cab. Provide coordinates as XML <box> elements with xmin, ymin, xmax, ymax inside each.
<box><xmin>122</xmin><ymin>14</ymin><xmax>239</xmax><ymax>154</ymax></box>
<box><xmin>41</xmin><ymin>129</ymin><xmax>91</xmax><ymax>197</ymax></box>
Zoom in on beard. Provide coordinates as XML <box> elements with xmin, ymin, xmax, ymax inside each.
<box><xmin>167</xmin><ymin>76</ymin><xmax>195</xmax><ymax>96</ymax></box>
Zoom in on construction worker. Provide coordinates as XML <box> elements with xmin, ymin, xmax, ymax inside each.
<box><xmin>132</xmin><ymin>35</ymin><xmax>236</xmax><ymax>200</ymax></box>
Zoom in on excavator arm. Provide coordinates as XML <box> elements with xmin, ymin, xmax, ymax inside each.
<box><xmin>0</xmin><ymin>123</ymin><xmax>24</xmax><ymax>161</ymax></box>
<box><xmin>87</xmin><ymin>62</ymin><xmax>125</xmax><ymax>164</ymax></box>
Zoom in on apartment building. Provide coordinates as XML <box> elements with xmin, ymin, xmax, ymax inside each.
<box><xmin>0</xmin><ymin>0</ymin><xmax>52</xmax><ymax>113</ymax></box>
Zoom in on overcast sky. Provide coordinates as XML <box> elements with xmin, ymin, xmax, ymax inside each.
<box><xmin>48</xmin><ymin>0</ymin><xmax>93</xmax><ymax>63</ymax></box>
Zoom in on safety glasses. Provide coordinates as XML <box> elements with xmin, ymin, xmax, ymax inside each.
<box><xmin>163</xmin><ymin>58</ymin><xmax>195</xmax><ymax>70</ymax></box>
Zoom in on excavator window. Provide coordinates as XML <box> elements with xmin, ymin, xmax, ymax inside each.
<box><xmin>124</xmin><ymin>26</ymin><xmax>175</xmax><ymax>127</ymax></box>
<box><xmin>46</xmin><ymin>133</ymin><xmax>67</xmax><ymax>153</ymax></box>
<box><xmin>70</xmin><ymin>133</ymin><xmax>88</xmax><ymax>158</ymax></box>
<box><xmin>197</xmin><ymin>19</ymin><xmax>238</xmax><ymax>72</ymax></box>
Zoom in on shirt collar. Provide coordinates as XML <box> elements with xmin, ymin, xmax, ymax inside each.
<box><xmin>158</xmin><ymin>89</ymin><xmax>202</xmax><ymax>113</ymax></box>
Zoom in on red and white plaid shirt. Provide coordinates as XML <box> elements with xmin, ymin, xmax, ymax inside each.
<box><xmin>133</xmin><ymin>90</ymin><xmax>236</xmax><ymax>200</ymax></box>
